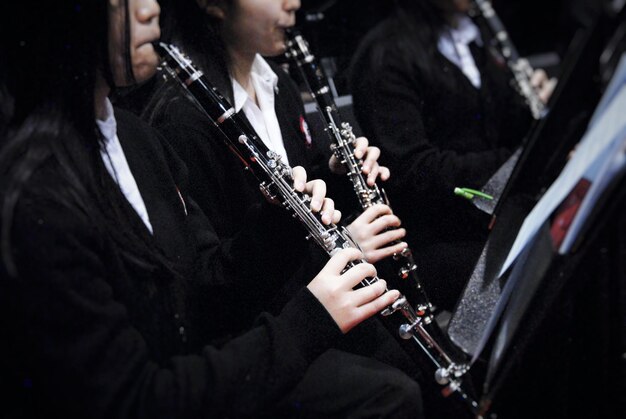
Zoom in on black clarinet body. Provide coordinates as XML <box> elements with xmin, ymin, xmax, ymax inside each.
<box><xmin>283</xmin><ymin>29</ymin><xmax>435</xmax><ymax>319</ymax></box>
<box><xmin>153</xmin><ymin>42</ymin><xmax>477</xmax><ymax>412</ymax></box>
<box><xmin>471</xmin><ymin>0</ymin><xmax>547</xmax><ymax>120</ymax></box>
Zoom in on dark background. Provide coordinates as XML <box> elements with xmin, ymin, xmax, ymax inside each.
<box><xmin>295</xmin><ymin>0</ymin><xmax>604</xmax><ymax>96</ymax></box>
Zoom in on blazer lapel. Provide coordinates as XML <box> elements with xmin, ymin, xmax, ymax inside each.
<box><xmin>114</xmin><ymin>109</ymin><xmax>190</xmax><ymax>265</ymax></box>
<box><xmin>274</xmin><ymin>83</ymin><xmax>310</xmax><ymax>168</ymax></box>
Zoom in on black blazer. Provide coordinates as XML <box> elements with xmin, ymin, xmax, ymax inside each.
<box><xmin>0</xmin><ymin>109</ymin><xmax>340</xmax><ymax>418</ymax></box>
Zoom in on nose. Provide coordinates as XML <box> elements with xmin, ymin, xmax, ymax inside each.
<box><xmin>284</xmin><ymin>0</ymin><xmax>301</xmax><ymax>13</ymax></box>
<box><xmin>137</xmin><ymin>0</ymin><xmax>161</xmax><ymax>24</ymax></box>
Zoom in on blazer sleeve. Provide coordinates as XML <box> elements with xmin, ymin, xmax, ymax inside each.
<box><xmin>4</xmin><ymin>181</ymin><xmax>341</xmax><ymax>419</ymax></box>
<box><xmin>155</xmin><ymin>125</ymin><xmax>309</xmax><ymax>289</ymax></box>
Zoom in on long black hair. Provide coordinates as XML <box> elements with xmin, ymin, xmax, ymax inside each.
<box><xmin>0</xmin><ymin>1</ymin><xmax>174</xmax><ymax>277</ymax></box>
<box><xmin>351</xmin><ymin>0</ymin><xmax>453</xmax><ymax>92</ymax></box>
<box><xmin>158</xmin><ymin>0</ymin><xmax>234</xmax><ymax>101</ymax></box>
<box><xmin>138</xmin><ymin>0</ymin><xmax>234</xmax><ymax>128</ymax></box>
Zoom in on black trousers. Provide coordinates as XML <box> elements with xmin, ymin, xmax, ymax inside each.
<box><xmin>274</xmin><ymin>348</ymin><xmax>424</xmax><ymax>418</ymax></box>
<box><xmin>265</xmin><ymin>251</ymin><xmax>426</xmax><ymax>418</ymax></box>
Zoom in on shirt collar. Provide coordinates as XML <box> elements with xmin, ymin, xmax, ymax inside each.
<box><xmin>232</xmin><ymin>54</ymin><xmax>279</xmax><ymax>112</ymax></box>
<box><xmin>95</xmin><ymin>97</ymin><xmax>117</xmax><ymax>144</ymax></box>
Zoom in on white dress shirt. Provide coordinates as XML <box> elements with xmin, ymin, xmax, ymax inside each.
<box><xmin>437</xmin><ymin>15</ymin><xmax>483</xmax><ymax>89</ymax></box>
<box><xmin>96</xmin><ymin>98</ymin><xmax>154</xmax><ymax>233</ymax></box>
<box><xmin>232</xmin><ymin>54</ymin><xmax>290</xmax><ymax>166</ymax></box>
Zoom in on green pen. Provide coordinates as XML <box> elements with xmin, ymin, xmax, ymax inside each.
<box><xmin>454</xmin><ymin>187</ymin><xmax>494</xmax><ymax>201</ymax></box>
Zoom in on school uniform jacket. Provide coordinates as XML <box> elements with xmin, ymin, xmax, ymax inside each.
<box><xmin>0</xmin><ymin>109</ymin><xmax>341</xmax><ymax>418</ymax></box>
<box><xmin>350</xmin><ymin>16</ymin><xmax>532</xmax><ymax>308</ymax></box>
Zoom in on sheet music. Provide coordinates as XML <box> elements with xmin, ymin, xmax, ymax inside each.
<box><xmin>499</xmin><ymin>84</ymin><xmax>626</xmax><ymax>277</ymax></box>
<box><xmin>559</xmin><ymin>126</ymin><xmax>626</xmax><ymax>252</ymax></box>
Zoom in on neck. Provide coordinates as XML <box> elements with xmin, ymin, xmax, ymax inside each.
<box><xmin>228</xmin><ymin>47</ymin><xmax>256</xmax><ymax>96</ymax></box>
<box><xmin>94</xmin><ymin>74</ymin><xmax>111</xmax><ymax>121</ymax></box>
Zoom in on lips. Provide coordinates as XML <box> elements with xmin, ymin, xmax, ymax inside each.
<box><xmin>276</xmin><ymin>23</ymin><xmax>295</xmax><ymax>41</ymax></box>
<box><xmin>137</xmin><ymin>27</ymin><xmax>161</xmax><ymax>49</ymax></box>
<box><xmin>278</xmin><ymin>22</ymin><xmax>295</xmax><ymax>29</ymax></box>
<box><xmin>276</xmin><ymin>15</ymin><xmax>296</xmax><ymax>30</ymax></box>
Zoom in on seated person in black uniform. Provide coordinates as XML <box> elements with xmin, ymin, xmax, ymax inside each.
<box><xmin>0</xmin><ymin>1</ymin><xmax>423</xmax><ymax>417</ymax></box>
<box><xmin>349</xmin><ymin>0</ymin><xmax>555</xmax><ymax>311</ymax></box>
<box><xmin>127</xmin><ymin>0</ymin><xmax>424</xmax><ymax>377</ymax></box>
<box><xmin>139</xmin><ymin>0</ymin><xmax>408</xmax><ymax>266</ymax></box>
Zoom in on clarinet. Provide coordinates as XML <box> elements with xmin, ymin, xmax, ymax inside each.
<box><xmin>283</xmin><ymin>29</ymin><xmax>434</xmax><ymax>319</ymax></box>
<box><xmin>153</xmin><ymin>42</ymin><xmax>477</xmax><ymax>411</ymax></box>
<box><xmin>471</xmin><ymin>0</ymin><xmax>547</xmax><ymax>119</ymax></box>
<box><xmin>282</xmin><ymin>29</ymin><xmax>480</xmax><ymax>409</ymax></box>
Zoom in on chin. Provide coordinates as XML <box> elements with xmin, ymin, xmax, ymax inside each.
<box><xmin>133</xmin><ymin>50</ymin><xmax>160</xmax><ymax>81</ymax></box>
<box><xmin>264</xmin><ymin>43</ymin><xmax>287</xmax><ymax>57</ymax></box>
<box><xmin>134</xmin><ymin>64</ymin><xmax>158</xmax><ymax>84</ymax></box>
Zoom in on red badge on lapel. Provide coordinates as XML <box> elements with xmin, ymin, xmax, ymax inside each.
<box><xmin>299</xmin><ymin>115</ymin><xmax>313</xmax><ymax>147</ymax></box>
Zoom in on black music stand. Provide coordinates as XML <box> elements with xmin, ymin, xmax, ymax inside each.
<box><xmin>447</xmin><ymin>6</ymin><xmax>626</xmax><ymax>418</ymax></box>
<box><xmin>449</xmin><ymin>7</ymin><xmax>612</xmax><ymax>356</ymax></box>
